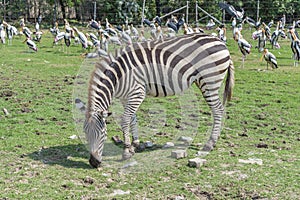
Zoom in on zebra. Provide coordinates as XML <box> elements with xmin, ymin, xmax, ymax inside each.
<box><xmin>84</xmin><ymin>33</ymin><xmax>235</xmax><ymax>168</ymax></box>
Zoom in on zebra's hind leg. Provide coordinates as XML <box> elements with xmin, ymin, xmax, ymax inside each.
<box><xmin>202</xmin><ymin>99</ymin><xmax>225</xmax><ymax>151</ymax></box>
<box><xmin>196</xmin><ymin>82</ymin><xmax>225</xmax><ymax>152</ymax></box>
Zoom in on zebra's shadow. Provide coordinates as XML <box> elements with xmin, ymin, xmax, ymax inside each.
<box><xmin>27</xmin><ymin>143</ymin><xmax>92</xmax><ymax>169</ymax></box>
<box><xmin>26</xmin><ymin>141</ymin><xmax>168</xmax><ymax>170</ymax></box>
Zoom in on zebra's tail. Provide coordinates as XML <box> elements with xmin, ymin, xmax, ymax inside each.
<box><xmin>223</xmin><ymin>59</ymin><xmax>235</xmax><ymax>105</ymax></box>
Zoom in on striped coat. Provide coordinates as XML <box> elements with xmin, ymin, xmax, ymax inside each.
<box><xmin>85</xmin><ymin>33</ymin><xmax>234</xmax><ymax>168</ymax></box>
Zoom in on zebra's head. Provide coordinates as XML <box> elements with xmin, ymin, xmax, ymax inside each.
<box><xmin>84</xmin><ymin>110</ymin><xmax>108</xmax><ymax>168</ymax></box>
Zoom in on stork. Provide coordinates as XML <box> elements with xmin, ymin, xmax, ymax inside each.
<box><xmin>261</xmin><ymin>49</ymin><xmax>277</xmax><ymax>69</ymax></box>
<box><xmin>245</xmin><ymin>17</ymin><xmax>261</xmax><ymax>30</ymax></box>
<box><xmin>235</xmin><ymin>30</ymin><xmax>251</xmax><ymax>68</ymax></box>
<box><xmin>166</xmin><ymin>18</ymin><xmax>178</xmax><ymax>33</ymax></box>
<box><xmin>88</xmin><ymin>19</ymin><xmax>101</xmax><ymax>30</ymax></box>
<box><xmin>3</xmin><ymin>21</ymin><xmax>16</xmax><ymax>45</ymax></box>
<box><xmin>24</xmin><ymin>38</ymin><xmax>37</xmax><ymax>52</ymax></box>
<box><xmin>130</xmin><ymin>24</ymin><xmax>139</xmax><ymax>41</ymax></box>
<box><xmin>120</xmin><ymin>24</ymin><xmax>132</xmax><ymax>45</ymax></box>
<box><xmin>22</xmin><ymin>26</ymin><xmax>32</xmax><ymax>39</ymax></box>
<box><xmin>288</xmin><ymin>28</ymin><xmax>300</xmax><ymax>67</ymax></box>
<box><xmin>218</xmin><ymin>2</ymin><xmax>244</xmax><ymax>21</ymax></box>
<box><xmin>0</xmin><ymin>23</ymin><xmax>5</xmax><ymax>44</ymax></box>
<box><xmin>262</xmin><ymin>22</ymin><xmax>271</xmax><ymax>40</ymax></box>
<box><xmin>252</xmin><ymin>29</ymin><xmax>266</xmax><ymax>52</ymax></box>
<box><xmin>216</xmin><ymin>24</ymin><xmax>227</xmax><ymax>43</ymax></box>
<box><xmin>73</xmin><ymin>26</ymin><xmax>88</xmax><ymax>49</ymax></box>
<box><xmin>206</xmin><ymin>19</ymin><xmax>215</xmax><ymax>30</ymax></box>
<box><xmin>138</xmin><ymin>29</ymin><xmax>147</xmax><ymax>42</ymax></box>
<box><xmin>270</xmin><ymin>22</ymin><xmax>286</xmax><ymax>49</ymax></box>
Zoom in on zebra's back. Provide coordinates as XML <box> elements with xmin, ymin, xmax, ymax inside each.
<box><xmin>114</xmin><ymin>33</ymin><xmax>231</xmax><ymax>97</ymax></box>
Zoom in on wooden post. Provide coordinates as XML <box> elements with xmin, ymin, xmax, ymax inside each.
<box><xmin>141</xmin><ymin>0</ymin><xmax>146</xmax><ymax>26</ymax></box>
<box><xmin>93</xmin><ymin>1</ymin><xmax>96</xmax><ymax>20</ymax></box>
<box><xmin>186</xmin><ymin>1</ymin><xmax>189</xmax><ymax>24</ymax></box>
<box><xmin>195</xmin><ymin>1</ymin><xmax>198</xmax><ymax>27</ymax></box>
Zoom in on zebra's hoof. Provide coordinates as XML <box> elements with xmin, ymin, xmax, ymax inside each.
<box><xmin>132</xmin><ymin>140</ymin><xmax>140</xmax><ymax>147</ymax></box>
<box><xmin>89</xmin><ymin>154</ymin><xmax>101</xmax><ymax>168</ymax></box>
<box><xmin>122</xmin><ymin>148</ymin><xmax>134</xmax><ymax>160</ymax></box>
<box><xmin>202</xmin><ymin>143</ymin><xmax>214</xmax><ymax>152</ymax></box>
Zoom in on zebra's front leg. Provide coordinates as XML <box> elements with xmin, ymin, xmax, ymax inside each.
<box><xmin>130</xmin><ymin>114</ymin><xmax>140</xmax><ymax>148</ymax></box>
<box><xmin>121</xmin><ymin>115</ymin><xmax>135</xmax><ymax>160</ymax></box>
<box><xmin>121</xmin><ymin>87</ymin><xmax>146</xmax><ymax>160</ymax></box>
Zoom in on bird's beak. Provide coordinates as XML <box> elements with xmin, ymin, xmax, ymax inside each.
<box><xmin>260</xmin><ymin>53</ymin><xmax>264</xmax><ymax>61</ymax></box>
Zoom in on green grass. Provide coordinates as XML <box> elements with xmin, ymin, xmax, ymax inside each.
<box><xmin>0</xmin><ymin>26</ymin><xmax>299</xmax><ymax>199</ymax></box>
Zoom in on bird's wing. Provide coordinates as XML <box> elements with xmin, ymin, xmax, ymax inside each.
<box><xmin>143</xmin><ymin>19</ymin><xmax>152</xmax><ymax>27</ymax></box>
<box><xmin>245</xmin><ymin>17</ymin><xmax>256</xmax><ymax>26</ymax></box>
<box><xmin>218</xmin><ymin>2</ymin><xmax>237</xmax><ymax>17</ymax></box>
<box><xmin>167</xmin><ymin>22</ymin><xmax>178</xmax><ymax>33</ymax></box>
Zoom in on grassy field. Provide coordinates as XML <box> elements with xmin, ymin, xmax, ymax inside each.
<box><xmin>0</xmin><ymin>25</ymin><xmax>299</xmax><ymax>199</ymax></box>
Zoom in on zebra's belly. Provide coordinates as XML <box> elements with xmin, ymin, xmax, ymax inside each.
<box><xmin>145</xmin><ymin>82</ymin><xmax>192</xmax><ymax>97</ymax></box>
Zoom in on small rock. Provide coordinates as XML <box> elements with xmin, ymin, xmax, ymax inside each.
<box><xmin>144</xmin><ymin>141</ymin><xmax>153</xmax><ymax>148</ymax></box>
<box><xmin>175</xmin><ymin>195</ymin><xmax>185</xmax><ymax>200</ymax></box>
<box><xmin>196</xmin><ymin>151</ymin><xmax>209</xmax><ymax>157</ymax></box>
<box><xmin>238</xmin><ymin>158</ymin><xmax>263</xmax><ymax>165</ymax></box>
<box><xmin>109</xmin><ymin>189</ymin><xmax>130</xmax><ymax>197</ymax></box>
<box><xmin>69</xmin><ymin>135</ymin><xmax>78</xmax><ymax>139</ymax></box>
<box><xmin>178</xmin><ymin>136</ymin><xmax>193</xmax><ymax>145</ymax></box>
<box><xmin>3</xmin><ymin>108</ymin><xmax>9</xmax><ymax>115</ymax></box>
<box><xmin>188</xmin><ymin>158</ymin><xmax>207</xmax><ymax>168</ymax></box>
<box><xmin>171</xmin><ymin>150</ymin><xmax>187</xmax><ymax>159</ymax></box>
<box><xmin>163</xmin><ymin>142</ymin><xmax>174</xmax><ymax>148</ymax></box>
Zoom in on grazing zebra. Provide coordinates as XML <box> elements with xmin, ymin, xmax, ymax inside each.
<box><xmin>84</xmin><ymin>33</ymin><xmax>235</xmax><ymax>168</ymax></box>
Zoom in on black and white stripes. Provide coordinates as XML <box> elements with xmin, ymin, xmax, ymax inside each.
<box><xmin>85</xmin><ymin>33</ymin><xmax>234</xmax><ymax>168</ymax></box>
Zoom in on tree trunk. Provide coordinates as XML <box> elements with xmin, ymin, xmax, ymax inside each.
<box><xmin>58</xmin><ymin>0</ymin><xmax>66</xmax><ymax>19</ymax></box>
<box><xmin>73</xmin><ymin>0</ymin><xmax>82</xmax><ymax>21</ymax></box>
<box><xmin>155</xmin><ymin>0</ymin><xmax>161</xmax><ymax>16</ymax></box>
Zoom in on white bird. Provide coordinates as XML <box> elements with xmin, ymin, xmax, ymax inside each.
<box><xmin>54</xmin><ymin>32</ymin><xmax>66</xmax><ymax>44</ymax></box>
<box><xmin>288</xmin><ymin>28</ymin><xmax>300</xmax><ymax>67</ymax></box>
<box><xmin>22</xmin><ymin>26</ymin><xmax>32</xmax><ymax>39</ymax></box>
<box><xmin>0</xmin><ymin>24</ymin><xmax>6</xmax><ymax>44</ymax></box>
<box><xmin>24</xmin><ymin>38</ymin><xmax>37</xmax><ymax>52</ymax></box>
<box><xmin>73</xmin><ymin>26</ymin><xmax>88</xmax><ymax>49</ymax></box>
<box><xmin>261</xmin><ymin>49</ymin><xmax>277</xmax><ymax>69</ymax></box>
<box><xmin>216</xmin><ymin>24</ymin><xmax>227</xmax><ymax>43</ymax></box>
<box><xmin>130</xmin><ymin>24</ymin><xmax>139</xmax><ymax>41</ymax></box>
<box><xmin>235</xmin><ymin>31</ymin><xmax>251</xmax><ymax>68</ymax></box>
<box><xmin>206</xmin><ymin>19</ymin><xmax>215</xmax><ymax>30</ymax></box>
<box><xmin>183</xmin><ymin>23</ymin><xmax>194</xmax><ymax>34</ymax></box>
<box><xmin>138</xmin><ymin>29</ymin><xmax>148</xmax><ymax>42</ymax></box>
<box><xmin>252</xmin><ymin>29</ymin><xmax>266</xmax><ymax>52</ymax></box>
<box><xmin>35</xmin><ymin>22</ymin><xmax>40</xmax><ymax>32</ymax></box>
<box><xmin>33</xmin><ymin>31</ymin><xmax>43</xmax><ymax>42</ymax></box>
<box><xmin>120</xmin><ymin>25</ymin><xmax>132</xmax><ymax>45</ymax></box>
<box><xmin>219</xmin><ymin>2</ymin><xmax>244</xmax><ymax>21</ymax></box>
